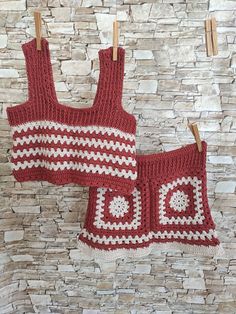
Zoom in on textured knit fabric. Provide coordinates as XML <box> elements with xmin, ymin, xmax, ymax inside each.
<box><xmin>6</xmin><ymin>38</ymin><xmax>137</xmax><ymax>194</ymax></box>
<box><xmin>77</xmin><ymin>141</ymin><xmax>222</xmax><ymax>261</ymax></box>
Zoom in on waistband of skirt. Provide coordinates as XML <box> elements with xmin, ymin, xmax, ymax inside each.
<box><xmin>136</xmin><ymin>141</ymin><xmax>207</xmax><ymax>179</ymax></box>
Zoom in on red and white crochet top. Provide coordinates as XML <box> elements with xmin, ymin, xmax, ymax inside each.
<box><xmin>6</xmin><ymin>38</ymin><xmax>137</xmax><ymax>194</ymax></box>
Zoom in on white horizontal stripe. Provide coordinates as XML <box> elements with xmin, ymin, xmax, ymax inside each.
<box><xmin>11</xmin><ymin>160</ymin><xmax>137</xmax><ymax>180</ymax></box>
<box><xmin>13</xmin><ymin>134</ymin><xmax>136</xmax><ymax>154</ymax></box>
<box><xmin>77</xmin><ymin>241</ymin><xmax>224</xmax><ymax>261</ymax></box>
<box><xmin>11</xmin><ymin>121</ymin><xmax>135</xmax><ymax>142</ymax></box>
<box><xmin>79</xmin><ymin>229</ymin><xmax>218</xmax><ymax>245</ymax></box>
<box><xmin>12</xmin><ymin>148</ymin><xmax>136</xmax><ymax>167</ymax></box>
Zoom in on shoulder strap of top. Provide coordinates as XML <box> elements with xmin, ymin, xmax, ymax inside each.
<box><xmin>22</xmin><ymin>38</ymin><xmax>58</xmax><ymax>105</ymax></box>
<box><xmin>93</xmin><ymin>46</ymin><xmax>125</xmax><ymax>110</ymax></box>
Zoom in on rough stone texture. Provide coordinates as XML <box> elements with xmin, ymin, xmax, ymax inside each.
<box><xmin>0</xmin><ymin>1</ymin><xmax>236</xmax><ymax>313</ymax></box>
<box><xmin>0</xmin><ymin>35</ymin><xmax>8</xmax><ymax>48</ymax></box>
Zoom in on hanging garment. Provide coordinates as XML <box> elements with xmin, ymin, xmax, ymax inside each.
<box><xmin>6</xmin><ymin>38</ymin><xmax>137</xmax><ymax>194</ymax></box>
<box><xmin>77</xmin><ymin>141</ymin><xmax>222</xmax><ymax>261</ymax></box>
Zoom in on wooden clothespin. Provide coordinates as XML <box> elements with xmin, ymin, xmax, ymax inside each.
<box><xmin>211</xmin><ymin>17</ymin><xmax>218</xmax><ymax>56</ymax></box>
<box><xmin>34</xmin><ymin>11</ymin><xmax>42</xmax><ymax>50</ymax></box>
<box><xmin>205</xmin><ymin>19</ymin><xmax>213</xmax><ymax>57</ymax></box>
<box><xmin>188</xmin><ymin>122</ymin><xmax>202</xmax><ymax>152</ymax></box>
<box><xmin>113</xmin><ymin>19</ymin><xmax>119</xmax><ymax>61</ymax></box>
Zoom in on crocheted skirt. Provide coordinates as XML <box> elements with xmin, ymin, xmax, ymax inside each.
<box><xmin>77</xmin><ymin>141</ymin><xmax>223</xmax><ymax>261</ymax></box>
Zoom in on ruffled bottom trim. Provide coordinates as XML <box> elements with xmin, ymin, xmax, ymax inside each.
<box><xmin>77</xmin><ymin>240</ymin><xmax>225</xmax><ymax>261</ymax></box>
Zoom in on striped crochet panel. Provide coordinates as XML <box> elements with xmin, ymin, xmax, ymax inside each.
<box><xmin>9</xmin><ymin>120</ymin><xmax>137</xmax><ymax>193</ymax></box>
<box><xmin>77</xmin><ymin>141</ymin><xmax>222</xmax><ymax>260</ymax></box>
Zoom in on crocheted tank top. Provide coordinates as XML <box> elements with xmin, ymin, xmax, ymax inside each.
<box><xmin>6</xmin><ymin>38</ymin><xmax>137</xmax><ymax>194</ymax></box>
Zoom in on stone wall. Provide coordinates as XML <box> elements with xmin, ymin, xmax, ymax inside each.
<box><xmin>0</xmin><ymin>0</ymin><xmax>236</xmax><ymax>313</ymax></box>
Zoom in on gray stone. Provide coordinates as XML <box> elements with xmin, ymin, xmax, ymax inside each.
<box><xmin>81</xmin><ymin>0</ymin><xmax>102</xmax><ymax>6</ymax></box>
<box><xmin>97</xmin><ymin>261</ymin><xmax>117</xmax><ymax>273</ymax></box>
<box><xmin>1</xmin><ymin>0</ymin><xmax>25</xmax><ymax>10</ymax></box>
<box><xmin>48</xmin><ymin>22</ymin><xmax>74</xmax><ymax>35</ymax></box>
<box><xmin>210</xmin><ymin>0</ymin><xmax>236</xmax><ymax>11</ymax></box>
<box><xmin>195</xmin><ymin>96</ymin><xmax>221</xmax><ymax>112</ymax></box>
<box><xmin>183</xmin><ymin>278</ymin><xmax>206</xmax><ymax>290</ymax></box>
<box><xmin>137</xmin><ymin>80</ymin><xmax>157</xmax><ymax>93</ymax></box>
<box><xmin>209</xmin><ymin>156</ymin><xmax>233</xmax><ymax>164</ymax></box>
<box><xmin>132</xmin><ymin>4</ymin><xmax>152</xmax><ymax>22</ymax></box>
<box><xmin>55</xmin><ymin>82</ymin><xmax>68</xmax><ymax>92</ymax></box>
<box><xmin>0</xmin><ymin>253</ymin><xmax>11</xmax><ymax>265</ymax></box>
<box><xmin>58</xmin><ymin>265</ymin><xmax>74</xmax><ymax>272</ymax></box>
<box><xmin>70</xmin><ymin>249</ymin><xmax>92</xmax><ymax>261</ymax></box>
<box><xmin>215</xmin><ymin>181</ymin><xmax>236</xmax><ymax>193</ymax></box>
<box><xmin>4</xmin><ymin>230</ymin><xmax>24</xmax><ymax>242</ymax></box>
<box><xmin>186</xmin><ymin>295</ymin><xmax>205</xmax><ymax>304</ymax></box>
<box><xmin>134</xmin><ymin>264</ymin><xmax>151</xmax><ymax>274</ymax></box>
<box><xmin>95</xmin><ymin>14</ymin><xmax>116</xmax><ymax>44</ymax></box>
<box><xmin>117</xmin><ymin>11</ymin><xmax>129</xmax><ymax>22</ymax></box>
<box><xmin>61</xmin><ymin>61</ymin><xmax>91</xmax><ymax>75</ymax></box>
<box><xmin>231</xmin><ymin>54</ymin><xmax>236</xmax><ymax>68</ymax></box>
<box><xmin>12</xmin><ymin>206</ymin><xmax>41</xmax><ymax>214</ymax></box>
<box><xmin>0</xmin><ymin>35</ymin><xmax>8</xmax><ymax>48</ymax></box>
<box><xmin>150</xmin><ymin>3</ymin><xmax>175</xmax><ymax>18</ymax></box>
<box><xmin>0</xmin><ymin>69</ymin><xmax>19</xmax><ymax>78</ymax></box>
<box><xmin>134</xmin><ymin>50</ymin><xmax>153</xmax><ymax>60</ymax></box>
<box><xmin>168</xmin><ymin>45</ymin><xmax>196</xmax><ymax>63</ymax></box>
<box><xmin>82</xmin><ymin>310</ymin><xmax>101</xmax><ymax>314</ymax></box>
<box><xmin>51</xmin><ymin>8</ymin><xmax>71</xmax><ymax>21</ymax></box>
<box><xmin>30</xmin><ymin>294</ymin><xmax>52</xmax><ymax>305</ymax></box>
<box><xmin>27</xmin><ymin>280</ymin><xmax>51</xmax><ymax>289</ymax></box>
<box><xmin>11</xmin><ymin>255</ymin><xmax>34</xmax><ymax>262</ymax></box>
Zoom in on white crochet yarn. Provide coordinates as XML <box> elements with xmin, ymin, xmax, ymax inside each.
<box><xmin>109</xmin><ymin>196</ymin><xmax>129</xmax><ymax>218</ymax></box>
<box><xmin>11</xmin><ymin>120</ymin><xmax>136</xmax><ymax>142</ymax></box>
<box><xmin>169</xmin><ymin>190</ymin><xmax>190</xmax><ymax>212</ymax></box>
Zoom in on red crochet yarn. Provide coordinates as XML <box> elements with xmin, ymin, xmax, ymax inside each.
<box><xmin>77</xmin><ymin>141</ymin><xmax>222</xmax><ymax>260</ymax></box>
<box><xmin>6</xmin><ymin>38</ymin><xmax>137</xmax><ymax>194</ymax></box>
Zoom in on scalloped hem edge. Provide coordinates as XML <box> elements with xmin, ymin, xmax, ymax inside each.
<box><xmin>77</xmin><ymin>241</ymin><xmax>225</xmax><ymax>262</ymax></box>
